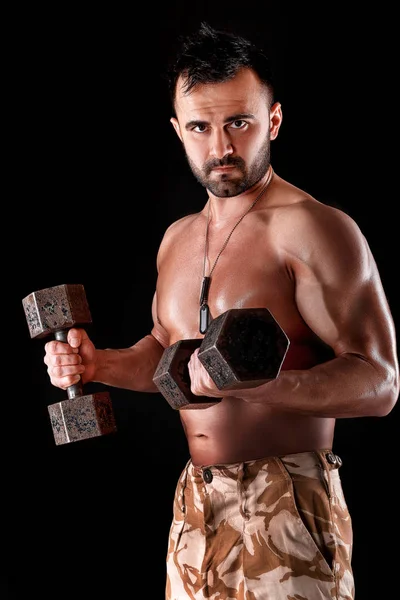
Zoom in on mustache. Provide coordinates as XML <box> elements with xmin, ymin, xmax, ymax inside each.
<box><xmin>205</xmin><ymin>155</ymin><xmax>244</xmax><ymax>173</ymax></box>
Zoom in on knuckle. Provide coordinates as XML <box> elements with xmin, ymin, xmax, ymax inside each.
<box><xmin>46</xmin><ymin>341</ymin><xmax>56</xmax><ymax>353</ymax></box>
<box><xmin>54</xmin><ymin>366</ymin><xmax>65</xmax><ymax>378</ymax></box>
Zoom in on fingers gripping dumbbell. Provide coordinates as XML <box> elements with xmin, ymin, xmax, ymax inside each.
<box><xmin>22</xmin><ymin>284</ymin><xmax>117</xmax><ymax>445</ymax></box>
<box><xmin>153</xmin><ymin>307</ymin><xmax>290</xmax><ymax>410</ymax></box>
<box><xmin>153</xmin><ymin>339</ymin><xmax>216</xmax><ymax>410</ymax></box>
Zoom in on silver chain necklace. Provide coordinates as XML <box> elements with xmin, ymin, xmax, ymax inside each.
<box><xmin>199</xmin><ymin>165</ymin><xmax>274</xmax><ymax>334</ymax></box>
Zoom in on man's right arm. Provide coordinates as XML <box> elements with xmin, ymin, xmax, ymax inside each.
<box><xmin>44</xmin><ymin>291</ymin><xmax>167</xmax><ymax>394</ymax></box>
<box><xmin>95</xmin><ymin>334</ymin><xmax>166</xmax><ymax>393</ymax></box>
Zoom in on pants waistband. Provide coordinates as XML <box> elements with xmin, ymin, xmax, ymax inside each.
<box><xmin>189</xmin><ymin>449</ymin><xmax>343</xmax><ymax>483</ymax></box>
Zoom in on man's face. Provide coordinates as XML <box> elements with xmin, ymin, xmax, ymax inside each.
<box><xmin>171</xmin><ymin>68</ymin><xmax>280</xmax><ymax>197</ymax></box>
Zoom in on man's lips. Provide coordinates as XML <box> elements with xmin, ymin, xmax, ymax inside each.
<box><xmin>211</xmin><ymin>166</ymin><xmax>236</xmax><ymax>172</ymax></box>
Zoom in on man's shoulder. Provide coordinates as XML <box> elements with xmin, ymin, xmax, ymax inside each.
<box><xmin>157</xmin><ymin>211</ymin><xmax>202</xmax><ymax>260</ymax></box>
<box><xmin>272</xmin><ymin>182</ymin><xmax>356</xmax><ymax>233</ymax></box>
<box><xmin>273</xmin><ymin>174</ymin><xmax>352</xmax><ymax>221</ymax></box>
<box><xmin>269</xmin><ymin>180</ymin><xmax>365</xmax><ymax>257</ymax></box>
<box><xmin>162</xmin><ymin>212</ymin><xmax>200</xmax><ymax>241</ymax></box>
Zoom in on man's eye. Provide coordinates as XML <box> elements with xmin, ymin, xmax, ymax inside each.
<box><xmin>193</xmin><ymin>124</ymin><xmax>208</xmax><ymax>133</ymax></box>
<box><xmin>231</xmin><ymin>120</ymin><xmax>246</xmax><ymax>129</ymax></box>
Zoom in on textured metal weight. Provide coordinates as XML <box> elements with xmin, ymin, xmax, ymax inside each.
<box><xmin>153</xmin><ymin>339</ymin><xmax>219</xmax><ymax>410</ymax></box>
<box><xmin>22</xmin><ymin>283</ymin><xmax>92</xmax><ymax>339</ymax></box>
<box><xmin>48</xmin><ymin>391</ymin><xmax>116</xmax><ymax>445</ymax></box>
<box><xmin>22</xmin><ymin>284</ymin><xmax>117</xmax><ymax>445</ymax></box>
<box><xmin>198</xmin><ymin>308</ymin><xmax>290</xmax><ymax>390</ymax></box>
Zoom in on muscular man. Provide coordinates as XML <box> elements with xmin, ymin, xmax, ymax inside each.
<box><xmin>43</xmin><ymin>23</ymin><xmax>398</xmax><ymax>600</ymax></box>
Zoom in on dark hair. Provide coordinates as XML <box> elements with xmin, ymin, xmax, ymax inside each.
<box><xmin>167</xmin><ymin>22</ymin><xmax>275</xmax><ymax>113</ymax></box>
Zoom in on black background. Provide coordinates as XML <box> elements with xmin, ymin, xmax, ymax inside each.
<box><xmin>6</xmin><ymin>3</ymin><xmax>399</xmax><ymax>599</ymax></box>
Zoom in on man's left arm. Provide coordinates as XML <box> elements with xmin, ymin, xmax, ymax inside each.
<box><xmin>189</xmin><ymin>207</ymin><xmax>399</xmax><ymax>417</ymax></box>
<box><xmin>245</xmin><ymin>209</ymin><xmax>398</xmax><ymax>416</ymax></box>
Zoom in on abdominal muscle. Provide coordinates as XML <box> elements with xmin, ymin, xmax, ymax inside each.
<box><xmin>180</xmin><ymin>397</ymin><xmax>335</xmax><ymax>467</ymax></box>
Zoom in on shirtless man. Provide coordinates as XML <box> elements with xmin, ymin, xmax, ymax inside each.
<box><xmin>43</xmin><ymin>23</ymin><xmax>398</xmax><ymax>600</ymax></box>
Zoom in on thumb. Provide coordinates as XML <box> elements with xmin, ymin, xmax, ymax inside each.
<box><xmin>67</xmin><ymin>328</ymin><xmax>85</xmax><ymax>350</ymax></box>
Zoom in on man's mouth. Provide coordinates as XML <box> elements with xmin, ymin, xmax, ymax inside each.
<box><xmin>211</xmin><ymin>165</ymin><xmax>236</xmax><ymax>172</ymax></box>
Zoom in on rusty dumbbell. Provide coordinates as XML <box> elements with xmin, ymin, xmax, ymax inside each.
<box><xmin>153</xmin><ymin>307</ymin><xmax>290</xmax><ymax>410</ymax></box>
<box><xmin>22</xmin><ymin>283</ymin><xmax>117</xmax><ymax>445</ymax></box>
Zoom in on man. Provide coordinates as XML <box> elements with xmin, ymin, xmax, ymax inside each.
<box><xmin>43</xmin><ymin>22</ymin><xmax>398</xmax><ymax>600</ymax></box>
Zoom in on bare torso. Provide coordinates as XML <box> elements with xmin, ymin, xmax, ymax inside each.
<box><xmin>154</xmin><ymin>174</ymin><xmax>337</xmax><ymax>465</ymax></box>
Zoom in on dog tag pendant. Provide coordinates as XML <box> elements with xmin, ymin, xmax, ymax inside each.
<box><xmin>200</xmin><ymin>276</ymin><xmax>211</xmax><ymax>305</ymax></box>
<box><xmin>199</xmin><ymin>276</ymin><xmax>211</xmax><ymax>334</ymax></box>
<box><xmin>200</xmin><ymin>303</ymin><xmax>210</xmax><ymax>334</ymax></box>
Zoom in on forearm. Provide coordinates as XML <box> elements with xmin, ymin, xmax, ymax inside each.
<box><xmin>240</xmin><ymin>354</ymin><xmax>398</xmax><ymax>418</ymax></box>
<box><xmin>93</xmin><ymin>334</ymin><xmax>164</xmax><ymax>393</ymax></box>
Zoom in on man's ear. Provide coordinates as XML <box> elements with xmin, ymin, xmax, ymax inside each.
<box><xmin>270</xmin><ymin>102</ymin><xmax>283</xmax><ymax>141</ymax></box>
<box><xmin>170</xmin><ymin>117</ymin><xmax>183</xmax><ymax>142</ymax></box>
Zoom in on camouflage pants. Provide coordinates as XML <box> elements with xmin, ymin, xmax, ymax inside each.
<box><xmin>166</xmin><ymin>450</ymin><xmax>354</xmax><ymax>599</ymax></box>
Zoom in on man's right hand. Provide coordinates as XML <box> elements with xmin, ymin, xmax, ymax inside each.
<box><xmin>44</xmin><ymin>328</ymin><xmax>97</xmax><ymax>390</ymax></box>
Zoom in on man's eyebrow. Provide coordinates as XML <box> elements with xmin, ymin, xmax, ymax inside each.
<box><xmin>185</xmin><ymin>113</ymin><xmax>256</xmax><ymax>131</ymax></box>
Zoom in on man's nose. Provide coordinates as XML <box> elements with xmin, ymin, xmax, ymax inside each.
<box><xmin>209</xmin><ymin>129</ymin><xmax>234</xmax><ymax>159</ymax></box>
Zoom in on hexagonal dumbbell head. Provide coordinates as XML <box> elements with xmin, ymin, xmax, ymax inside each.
<box><xmin>198</xmin><ymin>307</ymin><xmax>290</xmax><ymax>390</ymax></box>
<box><xmin>22</xmin><ymin>283</ymin><xmax>92</xmax><ymax>339</ymax></box>
<box><xmin>48</xmin><ymin>391</ymin><xmax>117</xmax><ymax>445</ymax></box>
<box><xmin>153</xmin><ymin>339</ymin><xmax>220</xmax><ymax>410</ymax></box>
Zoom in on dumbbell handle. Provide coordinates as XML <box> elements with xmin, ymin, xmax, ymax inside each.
<box><xmin>54</xmin><ymin>329</ymin><xmax>84</xmax><ymax>400</ymax></box>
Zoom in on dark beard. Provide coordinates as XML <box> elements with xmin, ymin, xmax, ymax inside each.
<box><xmin>185</xmin><ymin>131</ymin><xmax>271</xmax><ymax>197</ymax></box>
